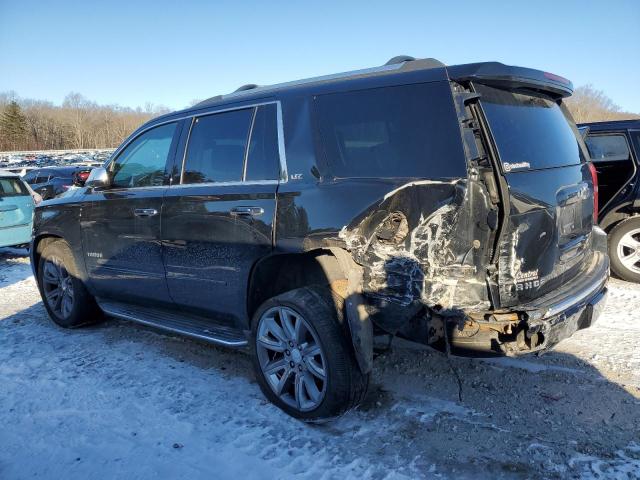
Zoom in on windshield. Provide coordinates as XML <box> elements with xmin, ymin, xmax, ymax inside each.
<box><xmin>477</xmin><ymin>84</ymin><xmax>584</xmax><ymax>172</ymax></box>
<box><xmin>0</xmin><ymin>177</ymin><xmax>29</xmax><ymax>197</ymax></box>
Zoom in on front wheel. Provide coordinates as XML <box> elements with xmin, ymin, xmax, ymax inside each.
<box><xmin>37</xmin><ymin>239</ymin><xmax>103</xmax><ymax>328</ymax></box>
<box><xmin>609</xmin><ymin>217</ymin><xmax>640</xmax><ymax>283</ymax></box>
<box><xmin>251</xmin><ymin>286</ymin><xmax>369</xmax><ymax>421</ymax></box>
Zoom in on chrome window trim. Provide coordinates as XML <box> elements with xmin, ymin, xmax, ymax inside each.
<box><xmin>177</xmin><ymin>100</ymin><xmax>288</xmax><ymax>186</ymax></box>
<box><xmin>171</xmin><ymin>180</ymin><xmax>279</xmax><ymax>189</ymax></box>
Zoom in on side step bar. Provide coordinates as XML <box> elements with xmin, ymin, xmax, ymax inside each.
<box><xmin>97</xmin><ymin>299</ymin><xmax>248</xmax><ymax>348</ymax></box>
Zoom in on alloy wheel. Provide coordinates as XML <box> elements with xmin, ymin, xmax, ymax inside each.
<box><xmin>256</xmin><ymin>306</ymin><xmax>327</xmax><ymax>412</ymax></box>
<box><xmin>42</xmin><ymin>257</ymin><xmax>75</xmax><ymax>319</ymax></box>
<box><xmin>617</xmin><ymin>228</ymin><xmax>640</xmax><ymax>275</ymax></box>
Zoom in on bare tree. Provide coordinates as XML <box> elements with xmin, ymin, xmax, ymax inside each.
<box><xmin>565</xmin><ymin>85</ymin><xmax>639</xmax><ymax>123</ymax></box>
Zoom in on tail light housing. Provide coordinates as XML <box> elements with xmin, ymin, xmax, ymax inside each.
<box><xmin>588</xmin><ymin>162</ymin><xmax>599</xmax><ymax>223</ymax></box>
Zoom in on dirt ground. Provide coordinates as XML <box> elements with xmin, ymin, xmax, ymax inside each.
<box><xmin>0</xmin><ymin>247</ymin><xmax>638</xmax><ymax>479</ymax></box>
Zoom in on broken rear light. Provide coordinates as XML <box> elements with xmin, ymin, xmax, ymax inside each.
<box><xmin>588</xmin><ymin>162</ymin><xmax>599</xmax><ymax>223</ymax></box>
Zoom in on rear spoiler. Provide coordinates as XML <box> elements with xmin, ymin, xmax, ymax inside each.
<box><xmin>447</xmin><ymin>62</ymin><xmax>573</xmax><ymax>98</ymax></box>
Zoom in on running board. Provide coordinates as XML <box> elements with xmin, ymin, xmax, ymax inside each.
<box><xmin>97</xmin><ymin>299</ymin><xmax>248</xmax><ymax>347</ymax></box>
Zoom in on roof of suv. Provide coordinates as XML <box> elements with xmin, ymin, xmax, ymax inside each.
<box><xmin>579</xmin><ymin>119</ymin><xmax>640</xmax><ymax>131</ymax></box>
<box><xmin>147</xmin><ymin>56</ymin><xmax>574</xmax><ymax>127</ymax></box>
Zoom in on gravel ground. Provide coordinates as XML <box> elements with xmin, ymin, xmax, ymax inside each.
<box><xmin>0</xmin><ymin>247</ymin><xmax>638</xmax><ymax>479</ymax></box>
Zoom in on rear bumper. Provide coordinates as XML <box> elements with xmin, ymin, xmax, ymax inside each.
<box><xmin>447</xmin><ymin>226</ymin><xmax>610</xmax><ymax>356</ymax></box>
<box><xmin>0</xmin><ymin>223</ymin><xmax>32</xmax><ymax>248</ymax></box>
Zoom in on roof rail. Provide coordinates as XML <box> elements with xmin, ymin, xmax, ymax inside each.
<box><xmin>234</xmin><ymin>83</ymin><xmax>259</xmax><ymax>93</ymax></box>
<box><xmin>384</xmin><ymin>55</ymin><xmax>416</xmax><ymax>65</ymax></box>
<box><xmin>194</xmin><ymin>56</ymin><xmax>446</xmax><ymax>108</ymax></box>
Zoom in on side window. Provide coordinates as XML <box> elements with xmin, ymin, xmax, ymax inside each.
<box><xmin>585</xmin><ymin>134</ymin><xmax>630</xmax><ymax>162</ymax></box>
<box><xmin>245</xmin><ymin>104</ymin><xmax>280</xmax><ymax>181</ymax></box>
<box><xmin>35</xmin><ymin>174</ymin><xmax>50</xmax><ymax>184</ymax></box>
<box><xmin>0</xmin><ymin>178</ymin><xmax>29</xmax><ymax>197</ymax></box>
<box><xmin>315</xmin><ymin>83</ymin><xmax>466</xmax><ymax>179</ymax></box>
<box><xmin>111</xmin><ymin>122</ymin><xmax>178</xmax><ymax>189</ymax></box>
<box><xmin>182</xmin><ymin>109</ymin><xmax>253</xmax><ymax>184</ymax></box>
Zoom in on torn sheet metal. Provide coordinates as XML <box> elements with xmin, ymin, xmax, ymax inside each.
<box><xmin>339</xmin><ymin>178</ymin><xmax>494</xmax><ymax>331</ymax></box>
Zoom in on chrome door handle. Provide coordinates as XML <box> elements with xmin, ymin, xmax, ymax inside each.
<box><xmin>133</xmin><ymin>208</ymin><xmax>158</xmax><ymax>217</ymax></box>
<box><xmin>230</xmin><ymin>206</ymin><xmax>264</xmax><ymax>217</ymax></box>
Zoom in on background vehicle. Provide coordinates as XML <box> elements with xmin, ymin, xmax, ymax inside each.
<box><xmin>22</xmin><ymin>166</ymin><xmax>93</xmax><ymax>200</ymax></box>
<box><xmin>580</xmin><ymin>120</ymin><xmax>640</xmax><ymax>282</ymax></box>
<box><xmin>31</xmin><ymin>57</ymin><xmax>608</xmax><ymax>420</ymax></box>
<box><xmin>0</xmin><ymin>170</ymin><xmax>36</xmax><ymax>248</ymax></box>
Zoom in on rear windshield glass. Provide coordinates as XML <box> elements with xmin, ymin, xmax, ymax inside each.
<box><xmin>477</xmin><ymin>84</ymin><xmax>584</xmax><ymax>171</ymax></box>
<box><xmin>0</xmin><ymin>177</ymin><xmax>29</xmax><ymax>197</ymax></box>
<box><xmin>315</xmin><ymin>82</ymin><xmax>466</xmax><ymax>179</ymax></box>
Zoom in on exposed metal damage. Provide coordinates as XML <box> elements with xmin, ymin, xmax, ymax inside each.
<box><xmin>338</xmin><ymin>178</ymin><xmax>494</xmax><ymax>337</ymax></box>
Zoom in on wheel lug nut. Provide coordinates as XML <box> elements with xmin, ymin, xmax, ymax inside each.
<box><xmin>289</xmin><ymin>341</ymin><xmax>294</xmax><ymax>347</ymax></box>
<box><xmin>289</xmin><ymin>361</ymin><xmax>295</xmax><ymax>368</ymax></box>
<box><xmin>298</xmin><ymin>365</ymin><xmax>303</xmax><ymax>371</ymax></box>
<box><xmin>285</xmin><ymin>350</ymin><xmax>290</xmax><ymax>356</ymax></box>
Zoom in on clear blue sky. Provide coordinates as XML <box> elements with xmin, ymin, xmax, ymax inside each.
<box><xmin>1</xmin><ymin>0</ymin><xmax>639</xmax><ymax>112</ymax></box>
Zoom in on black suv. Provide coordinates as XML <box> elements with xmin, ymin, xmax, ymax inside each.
<box><xmin>579</xmin><ymin>120</ymin><xmax>640</xmax><ymax>283</ymax></box>
<box><xmin>31</xmin><ymin>57</ymin><xmax>609</xmax><ymax>420</ymax></box>
<box><xmin>22</xmin><ymin>166</ymin><xmax>93</xmax><ymax>200</ymax></box>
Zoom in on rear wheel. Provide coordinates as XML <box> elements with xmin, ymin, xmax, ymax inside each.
<box><xmin>37</xmin><ymin>239</ymin><xmax>103</xmax><ymax>328</ymax></box>
<box><xmin>251</xmin><ymin>286</ymin><xmax>369</xmax><ymax>421</ymax></box>
<box><xmin>609</xmin><ymin>217</ymin><xmax>640</xmax><ymax>283</ymax></box>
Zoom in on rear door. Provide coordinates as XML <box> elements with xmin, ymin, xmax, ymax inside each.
<box><xmin>584</xmin><ymin>132</ymin><xmax>636</xmax><ymax>211</ymax></box>
<box><xmin>161</xmin><ymin>102</ymin><xmax>281</xmax><ymax>324</ymax></box>
<box><xmin>0</xmin><ymin>176</ymin><xmax>34</xmax><ymax>229</ymax></box>
<box><xmin>476</xmin><ymin>84</ymin><xmax>595</xmax><ymax>306</ymax></box>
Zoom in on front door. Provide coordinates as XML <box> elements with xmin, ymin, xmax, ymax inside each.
<box><xmin>81</xmin><ymin>121</ymin><xmax>180</xmax><ymax>305</ymax></box>
<box><xmin>162</xmin><ymin>103</ymin><xmax>282</xmax><ymax>324</ymax></box>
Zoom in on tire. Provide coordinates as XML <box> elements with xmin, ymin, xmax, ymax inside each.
<box><xmin>251</xmin><ymin>285</ymin><xmax>369</xmax><ymax>421</ymax></box>
<box><xmin>609</xmin><ymin>217</ymin><xmax>640</xmax><ymax>283</ymax></box>
<box><xmin>37</xmin><ymin>239</ymin><xmax>103</xmax><ymax>328</ymax></box>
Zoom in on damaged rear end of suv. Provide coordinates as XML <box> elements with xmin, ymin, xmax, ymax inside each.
<box><xmin>324</xmin><ymin>59</ymin><xmax>609</xmax><ymax>364</ymax></box>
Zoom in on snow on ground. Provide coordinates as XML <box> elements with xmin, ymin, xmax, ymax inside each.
<box><xmin>0</xmin><ymin>248</ymin><xmax>639</xmax><ymax>479</ymax></box>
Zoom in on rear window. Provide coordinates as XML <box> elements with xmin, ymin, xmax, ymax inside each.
<box><xmin>477</xmin><ymin>84</ymin><xmax>584</xmax><ymax>171</ymax></box>
<box><xmin>0</xmin><ymin>177</ymin><xmax>29</xmax><ymax>197</ymax></box>
<box><xmin>315</xmin><ymin>82</ymin><xmax>466</xmax><ymax>179</ymax></box>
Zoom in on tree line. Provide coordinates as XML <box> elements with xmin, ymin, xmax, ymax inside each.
<box><xmin>0</xmin><ymin>91</ymin><xmax>170</xmax><ymax>152</ymax></box>
<box><xmin>0</xmin><ymin>85</ymin><xmax>638</xmax><ymax>152</ymax></box>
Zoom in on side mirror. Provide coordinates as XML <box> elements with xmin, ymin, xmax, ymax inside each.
<box><xmin>85</xmin><ymin>167</ymin><xmax>110</xmax><ymax>189</ymax></box>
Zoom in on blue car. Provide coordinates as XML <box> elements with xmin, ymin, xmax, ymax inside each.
<box><xmin>0</xmin><ymin>171</ymin><xmax>36</xmax><ymax>248</ymax></box>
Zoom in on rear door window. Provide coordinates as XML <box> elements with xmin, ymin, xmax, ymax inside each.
<box><xmin>477</xmin><ymin>84</ymin><xmax>584</xmax><ymax>171</ymax></box>
<box><xmin>182</xmin><ymin>109</ymin><xmax>253</xmax><ymax>184</ymax></box>
<box><xmin>315</xmin><ymin>82</ymin><xmax>466</xmax><ymax>179</ymax></box>
<box><xmin>245</xmin><ymin>104</ymin><xmax>280</xmax><ymax>181</ymax></box>
<box><xmin>585</xmin><ymin>134</ymin><xmax>631</xmax><ymax>162</ymax></box>
<box><xmin>0</xmin><ymin>177</ymin><xmax>29</xmax><ymax>197</ymax></box>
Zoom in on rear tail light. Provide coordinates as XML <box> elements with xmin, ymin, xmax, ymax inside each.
<box><xmin>77</xmin><ymin>172</ymin><xmax>90</xmax><ymax>181</ymax></box>
<box><xmin>588</xmin><ymin>162</ymin><xmax>599</xmax><ymax>223</ymax></box>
